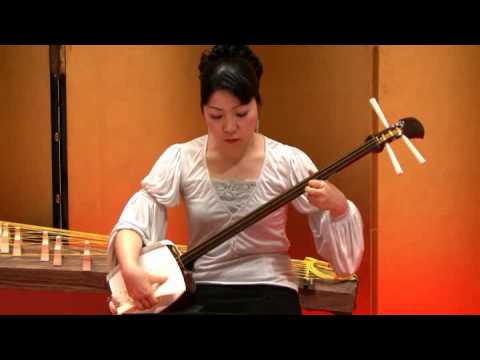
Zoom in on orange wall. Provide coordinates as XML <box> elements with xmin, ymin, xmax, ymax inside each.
<box><xmin>0</xmin><ymin>46</ymin><xmax>104</xmax><ymax>315</ymax></box>
<box><xmin>377</xmin><ymin>46</ymin><xmax>480</xmax><ymax>314</ymax></box>
<box><xmin>0</xmin><ymin>45</ymin><xmax>52</xmax><ymax>227</ymax></box>
<box><xmin>66</xmin><ymin>45</ymin><xmax>207</xmax><ymax>243</ymax></box>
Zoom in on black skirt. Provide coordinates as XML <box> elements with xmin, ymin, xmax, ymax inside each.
<box><xmin>163</xmin><ymin>284</ymin><xmax>302</xmax><ymax>315</ymax></box>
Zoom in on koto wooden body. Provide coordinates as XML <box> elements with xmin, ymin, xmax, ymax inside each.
<box><xmin>0</xmin><ymin>222</ymin><xmax>358</xmax><ymax>313</ymax></box>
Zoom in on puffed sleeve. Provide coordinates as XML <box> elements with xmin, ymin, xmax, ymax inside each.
<box><xmin>107</xmin><ymin>144</ymin><xmax>183</xmax><ymax>268</ymax></box>
<box><xmin>107</xmin><ymin>190</ymin><xmax>168</xmax><ymax>268</ymax></box>
<box><xmin>287</xmin><ymin>145</ymin><xmax>364</xmax><ymax>276</ymax></box>
<box><xmin>140</xmin><ymin>144</ymin><xmax>183</xmax><ymax>208</ymax></box>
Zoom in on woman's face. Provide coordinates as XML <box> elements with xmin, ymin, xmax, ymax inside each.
<box><xmin>203</xmin><ymin>90</ymin><xmax>258</xmax><ymax>150</ymax></box>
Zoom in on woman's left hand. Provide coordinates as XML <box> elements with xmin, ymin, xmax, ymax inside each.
<box><xmin>305</xmin><ymin>179</ymin><xmax>349</xmax><ymax>219</ymax></box>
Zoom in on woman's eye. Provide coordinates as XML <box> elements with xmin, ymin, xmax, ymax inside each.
<box><xmin>210</xmin><ymin>115</ymin><xmax>222</xmax><ymax>120</ymax></box>
<box><xmin>237</xmin><ymin>112</ymin><xmax>248</xmax><ymax>118</ymax></box>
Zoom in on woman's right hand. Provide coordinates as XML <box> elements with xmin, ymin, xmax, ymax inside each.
<box><xmin>121</xmin><ymin>264</ymin><xmax>168</xmax><ymax>312</ymax></box>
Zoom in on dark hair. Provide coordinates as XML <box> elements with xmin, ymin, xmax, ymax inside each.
<box><xmin>198</xmin><ymin>45</ymin><xmax>263</xmax><ymax>109</ymax></box>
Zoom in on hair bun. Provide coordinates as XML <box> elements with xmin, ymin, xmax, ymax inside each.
<box><xmin>210</xmin><ymin>45</ymin><xmax>251</xmax><ymax>59</ymax></box>
<box><xmin>199</xmin><ymin>45</ymin><xmax>263</xmax><ymax>81</ymax></box>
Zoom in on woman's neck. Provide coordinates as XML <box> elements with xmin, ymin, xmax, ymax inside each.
<box><xmin>208</xmin><ymin>133</ymin><xmax>260</xmax><ymax>163</ymax></box>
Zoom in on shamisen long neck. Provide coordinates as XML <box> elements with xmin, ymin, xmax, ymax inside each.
<box><xmin>179</xmin><ymin>122</ymin><xmax>408</xmax><ymax>271</ymax></box>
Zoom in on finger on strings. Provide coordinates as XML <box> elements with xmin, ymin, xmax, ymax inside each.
<box><xmin>308</xmin><ymin>179</ymin><xmax>326</xmax><ymax>188</ymax></box>
<box><xmin>305</xmin><ymin>185</ymin><xmax>325</xmax><ymax>195</ymax></box>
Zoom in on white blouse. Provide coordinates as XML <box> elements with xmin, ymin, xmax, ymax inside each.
<box><xmin>108</xmin><ymin>135</ymin><xmax>364</xmax><ymax>292</ymax></box>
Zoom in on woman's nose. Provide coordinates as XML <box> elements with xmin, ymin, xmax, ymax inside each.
<box><xmin>223</xmin><ymin>117</ymin><xmax>237</xmax><ymax>133</ymax></box>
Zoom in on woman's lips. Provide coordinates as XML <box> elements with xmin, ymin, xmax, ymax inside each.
<box><xmin>225</xmin><ymin>139</ymin><xmax>240</xmax><ymax>144</ymax></box>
